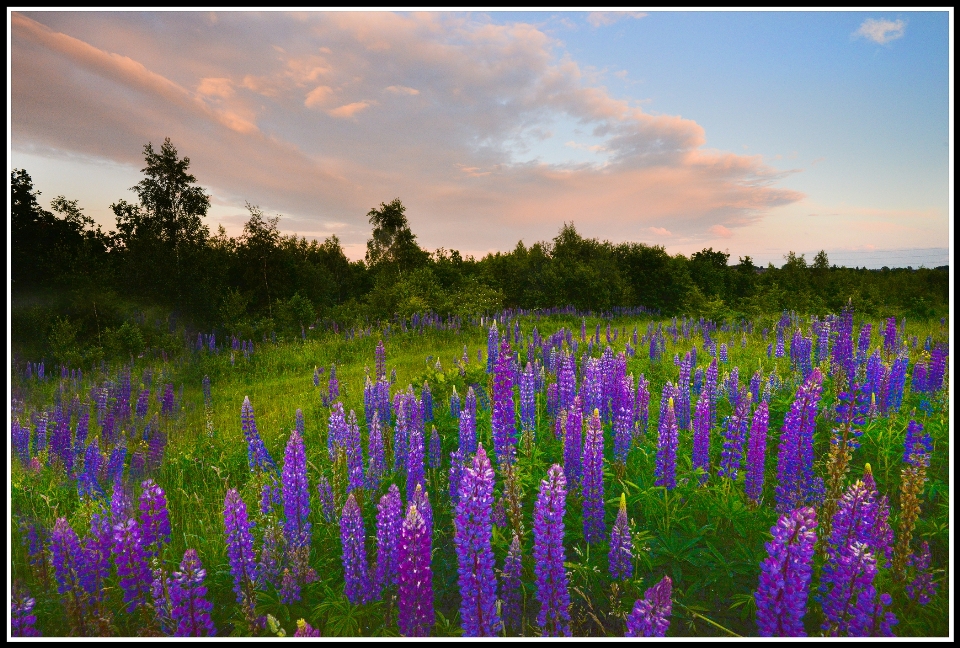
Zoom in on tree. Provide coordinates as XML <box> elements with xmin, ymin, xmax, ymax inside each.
<box><xmin>238</xmin><ymin>202</ymin><xmax>281</xmax><ymax>318</ymax></box>
<box><xmin>365</xmin><ymin>198</ymin><xmax>428</xmax><ymax>276</ymax></box>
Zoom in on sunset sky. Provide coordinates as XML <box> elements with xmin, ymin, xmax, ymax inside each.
<box><xmin>9</xmin><ymin>10</ymin><xmax>952</xmax><ymax>268</ymax></box>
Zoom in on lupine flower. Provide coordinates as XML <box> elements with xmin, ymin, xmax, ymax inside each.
<box><xmin>422</xmin><ymin>381</ymin><xmax>433</xmax><ymax>421</ymax></box>
<box><xmin>582</xmin><ymin>408</ymin><xmax>606</xmax><ymax>543</ymax></box>
<box><xmin>112</xmin><ymin>517</ymin><xmax>152</xmax><ymax>612</ymax></box>
<box><xmin>745</xmin><ymin>401</ymin><xmax>769</xmax><ymax>503</ymax></box>
<box><xmin>328</xmin><ymin>365</ymin><xmax>340</xmax><ymax>403</ymax></box>
<box><xmin>258</xmin><ymin>523</ymin><xmax>283</xmax><ymax>589</ymax></box>
<box><xmin>375</xmin><ymin>484</ymin><xmax>403</xmax><ymax>595</ymax></box>
<box><xmin>11</xmin><ymin>585</ymin><xmax>40</xmax><ymax>637</ymax></box>
<box><xmin>691</xmin><ymin>391</ymin><xmax>711</xmax><ymax>485</ymax></box>
<box><xmin>375</xmin><ymin>340</ymin><xmax>387</xmax><ymax>380</ymax></box>
<box><xmin>328</xmin><ymin>402</ymin><xmax>349</xmax><ymax>462</ymax></box>
<box><xmin>491</xmin><ymin>338</ymin><xmax>518</xmax><ymax>466</ymax></box>
<box><xmin>775</xmin><ymin>369</ymin><xmax>825</xmax><ymax>513</ymax></box>
<box><xmin>894</xmin><ymin>420</ymin><xmax>931</xmax><ymax>578</ymax></box>
<box><xmin>367</xmin><ymin>413</ymin><xmax>385</xmax><ymax>490</ymax></box>
<box><xmin>223</xmin><ymin>489</ymin><xmax>259</xmax><ymax>604</ymax></box>
<box><xmin>341</xmin><ymin>492</ymin><xmax>371</xmax><ymax>605</ymax></box>
<box><xmin>241</xmin><ymin>397</ymin><xmax>276</xmax><ymax>472</ymax></box>
<box><xmin>906</xmin><ymin>541</ymin><xmax>937</xmax><ymax>605</ymax></box>
<box><xmin>260</xmin><ymin>476</ymin><xmax>281</xmax><ymax>516</ymax></box>
<box><xmin>282</xmin><ymin>429</ymin><xmax>311</xmax><ymax>551</ymax></box>
<box><xmin>459</xmin><ymin>398</ymin><xmax>477</xmax><ymax>457</ymax></box>
<box><xmin>454</xmin><ymin>447</ymin><xmax>501</xmax><ymax>636</ymax></box>
<box><xmin>486</xmin><ymin>322</ymin><xmax>499</xmax><ymax>373</ymax></box>
<box><xmin>111</xmin><ymin>481</ymin><xmax>133</xmax><ymax>524</ymax></box>
<box><xmin>634</xmin><ymin>374</ymin><xmax>650</xmax><ymax>439</ymax></box>
<box><xmin>563</xmin><ymin>399</ymin><xmax>583</xmax><ymax>488</ymax></box>
<box><xmin>449</xmin><ymin>449</ymin><xmax>466</xmax><ymax>506</ymax></box>
<box><xmin>13</xmin><ymin>418</ymin><xmax>30</xmax><ymax>465</ymax></box>
<box><xmin>533</xmin><ymin>464</ymin><xmax>571</xmax><ymax>637</ymax></box>
<box><xmin>612</xmin><ymin>375</ymin><xmax>634</xmax><ymax>464</ymax></box>
<box><xmin>406</xmin><ymin>411</ymin><xmax>426</xmax><ymax>502</ymax></box>
<box><xmin>317</xmin><ymin>475</ymin><xmax>336</xmax><ymax>523</ymax></box>
<box><xmin>821</xmin><ymin>543</ymin><xmax>896</xmax><ymax>637</ymax></box>
<box><xmin>655</xmin><ymin>397</ymin><xmax>679</xmax><ymax>490</ymax></box>
<box><xmin>609</xmin><ymin>493</ymin><xmax>632</xmax><ymax>580</ymax></box>
<box><xmin>160</xmin><ymin>384</ymin><xmax>175</xmax><ymax>417</ymax></box>
<box><xmin>393</xmin><ymin>393</ymin><xmax>410</xmax><ymax>473</ymax></box>
<box><xmin>398</xmin><ymin>503</ymin><xmax>434</xmax><ymax>637</ymax></box>
<box><xmin>106</xmin><ymin>440</ymin><xmax>127</xmax><ymax>486</ymax></box>
<box><xmin>428</xmin><ymin>426</ymin><xmax>442</xmax><ymax>469</ymax></box>
<box><xmin>520</xmin><ymin>362</ymin><xmax>537</xmax><ymax>436</ymax></box>
<box><xmin>345</xmin><ymin>410</ymin><xmax>365</xmax><ymax>493</ymax></box>
<box><xmin>450</xmin><ymin>386</ymin><xmax>461</xmax><ymax>421</ymax></box>
<box><xmin>501</xmin><ymin>532</ymin><xmax>523</xmax><ymax>632</ymax></box>
<box><xmin>139</xmin><ymin>479</ymin><xmax>171</xmax><ymax>558</ymax></box>
<box><xmin>705</xmin><ymin>359</ymin><xmax>719</xmax><ymax>426</ymax></box>
<box><xmin>719</xmin><ymin>390</ymin><xmax>752</xmax><ymax>481</ymax></box>
<box><xmin>412</xmin><ymin>485</ymin><xmax>433</xmax><ymax>548</ymax></box>
<box><xmin>169</xmin><ymin>548</ymin><xmax>217</xmax><ymax>637</ymax></box>
<box><xmin>294</xmin><ymin>619</ymin><xmax>322</xmax><ymax>637</ymax></box>
<box><xmin>51</xmin><ymin>518</ymin><xmax>88</xmax><ymax>631</ymax></box>
<box><xmin>755</xmin><ymin>507</ymin><xmax>817</xmax><ymax>637</ymax></box>
<box><xmin>626</xmin><ymin>575</ymin><xmax>672</xmax><ymax>637</ymax></box>
<box><xmin>903</xmin><ymin>419</ymin><xmax>933</xmax><ymax>466</ymax></box>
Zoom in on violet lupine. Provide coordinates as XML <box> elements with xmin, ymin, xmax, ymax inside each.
<box><xmin>458</xmin><ymin>400</ymin><xmax>477</xmax><ymax>457</ymax></box>
<box><xmin>282</xmin><ymin>428</ymin><xmax>311</xmax><ymax>552</ymax></box>
<box><xmin>11</xmin><ymin>585</ymin><xmax>40</xmax><ymax>637</ymax></box>
<box><xmin>520</xmin><ymin>362</ymin><xmax>537</xmax><ymax>437</ymax></box>
<box><xmin>705</xmin><ymin>359</ymin><xmax>719</xmax><ymax>426</ymax></box>
<box><xmin>375</xmin><ymin>484</ymin><xmax>403</xmax><ymax>596</ymax></box>
<box><xmin>112</xmin><ymin>517</ymin><xmax>152</xmax><ymax>612</ymax></box>
<box><xmin>886</xmin><ymin>355</ymin><xmax>908</xmax><ymax>413</ymax></box>
<box><xmin>755</xmin><ymin>507</ymin><xmax>817</xmax><ymax>637</ymax></box>
<box><xmin>533</xmin><ymin>464</ymin><xmax>571</xmax><ymax>637</ymax></box>
<box><xmin>367</xmin><ymin>413</ymin><xmax>385</xmax><ymax>490</ymax></box>
<box><xmin>822</xmin><ymin>474</ymin><xmax>891</xmax><ymax>595</ymax></box>
<box><xmin>328</xmin><ymin>364</ymin><xmax>339</xmax><ymax>403</ymax></box>
<box><xmin>51</xmin><ymin>518</ymin><xmax>87</xmax><ymax>630</ymax></box>
<box><xmin>882</xmin><ymin>316</ymin><xmax>897</xmax><ymax>354</ymax></box>
<box><xmin>454</xmin><ymin>447</ymin><xmax>501</xmax><ymax>636</ymax></box>
<box><xmin>609</xmin><ymin>493</ymin><xmax>632</xmax><ymax>580</ymax></box>
<box><xmin>111</xmin><ymin>481</ymin><xmax>133</xmax><ymax>524</ymax></box>
<box><xmin>422</xmin><ymin>381</ymin><xmax>433</xmax><ymax>421</ymax></box>
<box><xmin>692</xmin><ymin>391</ymin><xmax>711</xmax><ymax>485</ymax></box>
<box><xmin>563</xmin><ymin>398</ymin><xmax>583</xmax><ymax>488</ymax></box>
<box><xmin>259</xmin><ymin>523</ymin><xmax>282</xmax><ymax>589</ymax></box>
<box><xmin>241</xmin><ymin>397</ymin><xmax>276</xmax><ymax>472</ymax></box>
<box><xmin>903</xmin><ymin>419</ymin><xmax>933</xmax><ymax>466</ymax></box>
<box><xmin>341</xmin><ymin>492</ymin><xmax>371</xmax><ymax>605</ymax></box>
<box><xmin>745</xmin><ymin>401</ymin><xmax>770</xmax><ymax>503</ymax></box>
<box><xmin>106</xmin><ymin>440</ymin><xmax>127</xmax><ymax>486</ymax></box>
<box><xmin>50</xmin><ymin>410</ymin><xmax>72</xmax><ymax>472</ymax></box>
<box><xmin>582</xmin><ymin>408</ymin><xmax>606</xmax><ymax>543</ymax></box>
<box><xmin>635</xmin><ymin>374</ymin><xmax>650</xmax><ymax>439</ymax></box>
<box><xmin>676</xmin><ymin>355</ymin><xmax>692</xmax><ymax>430</ymax></box>
<box><xmin>406</xmin><ymin>412</ymin><xmax>426</xmax><ymax>502</ymax></box>
<box><xmin>491</xmin><ymin>337</ymin><xmax>518</xmax><ymax>466</ymax></box>
<box><xmin>626</xmin><ymin>575</ymin><xmax>672</xmax><ymax>637</ymax></box>
<box><xmin>345</xmin><ymin>410</ymin><xmax>365</xmax><ymax>493</ymax></box>
<box><xmin>905</xmin><ymin>541</ymin><xmax>937</xmax><ymax>605</ymax></box>
<box><xmin>160</xmin><ymin>384</ymin><xmax>175</xmax><ymax>417</ymax></box>
<box><xmin>13</xmin><ymin>418</ymin><xmax>30</xmax><ymax>465</ymax></box>
<box><xmin>398</xmin><ymin>503</ymin><xmax>434</xmax><ymax>637</ymax></box>
<box><xmin>655</xmin><ymin>396</ymin><xmax>679</xmax><ymax>490</ymax></box>
<box><xmin>139</xmin><ymin>479</ymin><xmax>171</xmax><ymax>558</ymax></box>
<box><xmin>719</xmin><ymin>390</ymin><xmax>752</xmax><ymax>481</ymax></box>
<box><xmin>558</xmin><ymin>353</ymin><xmax>577</xmax><ymax>412</ymax></box>
<box><xmin>328</xmin><ymin>401</ymin><xmax>349</xmax><ymax>462</ymax></box>
<box><xmin>412</xmin><ymin>485</ymin><xmax>433</xmax><ymax>549</ymax></box>
<box><xmin>223</xmin><ymin>489</ymin><xmax>259</xmax><ymax>604</ymax></box>
<box><xmin>821</xmin><ymin>543</ymin><xmax>896</xmax><ymax>637</ymax></box>
<box><xmin>580</xmin><ymin>358</ymin><xmax>603</xmax><ymax>417</ymax></box>
<box><xmin>775</xmin><ymin>369</ymin><xmax>825</xmax><ymax>513</ymax></box>
<box><xmin>135</xmin><ymin>388</ymin><xmax>150</xmax><ymax>422</ymax></box>
<box><xmin>612</xmin><ymin>375</ymin><xmax>634</xmax><ymax>465</ymax></box>
<box><xmin>449</xmin><ymin>449</ymin><xmax>466</xmax><ymax>506</ymax></box>
<box><xmin>393</xmin><ymin>393</ymin><xmax>410</xmax><ymax>473</ymax></box>
<box><xmin>83</xmin><ymin>511</ymin><xmax>113</xmax><ymax>608</ymax></box>
<box><xmin>428</xmin><ymin>426</ymin><xmax>442</xmax><ymax>469</ymax></box>
<box><xmin>375</xmin><ymin>340</ymin><xmax>387</xmax><ymax>380</ymax></box>
<box><xmin>317</xmin><ymin>475</ymin><xmax>336</xmax><ymax>523</ymax></box>
<box><xmin>169</xmin><ymin>548</ymin><xmax>217</xmax><ymax>637</ymax></box>
<box><xmin>486</xmin><ymin>322</ymin><xmax>499</xmax><ymax>373</ymax></box>
<box><xmin>500</xmin><ymin>532</ymin><xmax>523</xmax><ymax>632</ymax></box>
<box><xmin>450</xmin><ymin>386</ymin><xmax>461</xmax><ymax>421</ymax></box>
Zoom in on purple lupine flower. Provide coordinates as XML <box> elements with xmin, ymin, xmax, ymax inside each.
<box><xmin>398</xmin><ymin>503</ymin><xmax>434</xmax><ymax>637</ymax></box>
<box><xmin>375</xmin><ymin>339</ymin><xmax>387</xmax><ymax>380</ymax></box>
<box><xmin>745</xmin><ymin>401</ymin><xmax>770</xmax><ymax>503</ymax></box>
<box><xmin>500</xmin><ymin>531</ymin><xmax>523</xmax><ymax>632</ymax></box>
<box><xmin>822</xmin><ymin>543</ymin><xmax>896</xmax><ymax>637</ymax></box>
<box><xmin>406</xmin><ymin>411</ymin><xmax>426</xmax><ymax>502</ymax></box>
<box><xmin>160</xmin><ymin>383</ymin><xmax>175</xmax><ymax>417</ymax></box>
<box><xmin>635</xmin><ymin>374</ymin><xmax>650</xmax><ymax>439</ymax></box>
<box><xmin>50</xmin><ymin>409</ymin><xmax>72</xmax><ymax>472</ymax></box>
<box><xmin>51</xmin><ymin>517</ymin><xmax>86</xmax><ymax>626</ymax></box>
<box><xmin>580</xmin><ymin>358</ymin><xmax>603</xmax><ymax>418</ymax></box>
<box><xmin>82</xmin><ymin>510</ymin><xmax>112</xmax><ymax>606</ymax></box>
<box><xmin>111</xmin><ymin>481</ymin><xmax>133</xmax><ymax>524</ymax></box>
<box><xmin>927</xmin><ymin>343</ymin><xmax>948</xmax><ymax>393</ymax></box>
<box><xmin>241</xmin><ymin>397</ymin><xmax>276</xmax><ymax>472</ymax></box>
<box><xmin>612</xmin><ymin>375</ymin><xmax>634</xmax><ymax>465</ymax></box>
<box><xmin>856</xmin><ymin>324</ymin><xmax>872</xmax><ymax>366</ymax></box>
<box><xmin>106</xmin><ymin>440</ymin><xmax>127</xmax><ymax>486</ymax></box>
<box><xmin>822</xmin><ymin>473</ymin><xmax>890</xmax><ymax>589</ymax></box>
<box><xmin>676</xmin><ymin>355</ymin><xmax>692</xmax><ymax>430</ymax></box>
<box><xmin>422</xmin><ymin>381</ymin><xmax>433</xmax><ymax>422</ymax></box>
<box><xmin>491</xmin><ymin>337</ymin><xmax>518</xmax><ymax>466</ymax></box>
<box><xmin>328</xmin><ymin>401</ymin><xmax>349</xmax><ymax>462</ymax></box>
<box><xmin>520</xmin><ymin>362</ymin><xmax>537</xmax><ymax>436</ymax></box>
<box><xmin>546</xmin><ymin>382</ymin><xmax>559</xmax><ymax>419</ymax></box>
<box><xmin>260</xmin><ymin>475</ymin><xmax>281</xmax><ymax>516</ymax></box>
<box><xmin>328</xmin><ymin>364</ymin><xmax>339</xmax><ymax>403</ymax></box>
<box><xmin>609</xmin><ymin>493</ymin><xmax>632</xmax><ymax>580</ymax></box>
<box><xmin>626</xmin><ymin>575</ymin><xmax>672</xmax><ymax>637</ymax></box>
<box><xmin>755</xmin><ymin>507</ymin><xmax>817</xmax><ymax>637</ymax></box>
<box><xmin>655</xmin><ymin>396</ymin><xmax>679</xmax><ymax>490</ymax></box>
<box><xmin>139</xmin><ymin>479</ymin><xmax>171</xmax><ymax>557</ymax></box>
<box><xmin>169</xmin><ymin>548</ymin><xmax>217</xmax><ymax>637</ymax></box>
<box><xmin>719</xmin><ymin>390</ymin><xmax>752</xmax><ymax>481</ymax></box>
<box><xmin>906</xmin><ymin>541</ymin><xmax>937</xmax><ymax>605</ymax></box>
<box><xmin>223</xmin><ymin>488</ymin><xmax>259</xmax><ymax>603</ymax></box>
<box><xmin>486</xmin><ymin>322</ymin><xmax>499</xmax><ymax>373</ymax></box>
<box><xmin>558</xmin><ymin>353</ymin><xmax>576</xmax><ymax>412</ymax></box>
<box><xmin>449</xmin><ymin>449</ymin><xmax>466</xmax><ymax>506</ymax></box>
<box><xmin>12</xmin><ymin>418</ymin><xmax>30</xmax><ymax>465</ymax></box>
<box><xmin>112</xmin><ymin>517</ymin><xmax>152</xmax><ymax>612</ymax></box>
<box><xmin>258</xmin><ymin>523</ymin><xmax>282</xmax><ymax>589</ymax></box>
<box><xmin>454</xmin><ymin>447</ymin><xmax>501</xmax><ymax>636</ymax></box>
<box><xmin>533</xmin><ymin>464</ymin><xmax>571</xmax><ymax>637</ymax></box>
<box><xmin>392</xmin><ymin>393</ymin><xmax>410</xmax><ymax>473</ymax></box>
<box><xmin>450</xmin><ymin>386</ymin><xmax>461</xmax><ymax>421</ymax></box>
<box><xmin>563</xmin><ymin>398</ymin><xmax>583</xmax><ymax>488</ymax></box>
<box><xmin>375</xmin><ymin>484</ymin><xmax>403</xmax><ymax>595</ymax></box>
<box><xmin>341</xmin><ymin>492</ymin><xmax>371</xmax><ymax>605</ymax></box>
<box><xmin>345</xmin><ymin>410</ymin><xmax>365</xmax><ymax>493</ymax></box>
<box><xmin>282</xmin><ymin>428</ymin><xmax>311</xmax><ymax>551</ymax></box>
<box><xmin>719</xmin><ymin>343</ymin><xmax>728</xmax><ymax>363</ymax></box>
<box><xmin>294</xmin><ymin>408</ymin><xmax>305</xmax><ymax>437</ymax></box>
<box><xmin>367</xmin><ymin>413</ymin><xmax>385</xmax><ymax>490</ymax></box>
<box><xmin>11</xmin><ymin>585</ymin><xmax>40</xmax><ymax>637</ymax></box>
<box><xmin>135</xmin><ymin>388</ymin><xmax>150</xmax><ymax>422</ymax></box>
<box><xmin>705</xmin><ymin>359</ymin><xmax>719</xmax><ymax>426</ymax></box>
<box><xmin>458</xmin><ymin>400</ymin><xmax>477</xmax><ymax>457</ymax></box>
<box><xmin>904</xmin><ymin>419</ymin><xmax>933</xmax><ymax>467</ymax></box>
<box><xmin>317</xmin><ymin>475</ymin><xmax>336</xmax><ymax>523</ymax></box>
<box><xmin>294</xmin><ymin>620</ymin><xmax>322</xmax><ymax>637</ymax></box>
<box><xmin>582</xmin><ymin>408</ymin><xmax>606</xmax><ymax>543</ymax></box>
<box><xmin>428</xmin><ymin>426</ymin><xmax>442</xmax><ymax>469</ymax></box>
<box><xmin>775</xmin><ymin>369</ymin><xmax>825</xmax><ymax>513</ymax></box>
<box><xmin>412</xmin><ymin>485</ymin><xmax>432</xmax><ymax>548</ymax></box>
<box><xmin>692</xmin><ymin>391</ymin><xmax>711</xmax><ymax>485</ymax></box>
<box><xmin>862</xmin><ymin>470</ymin><xmax>894</xmax><ymax>568</ymax></box>
<box><xmin>886</xmin><ymin>355</ymin><xmax>909</xmax><ymax>412</ymax></box>
<box><xmin>882</xmin><ymin>316</ymin><xmax>897</xmax><ymax>355</ymax></box>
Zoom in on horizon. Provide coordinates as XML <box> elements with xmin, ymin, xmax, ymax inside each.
<box><xmin>10</xmin><ymin>10</ymin><xmax>952</xmax><ymax>270</ymax></box>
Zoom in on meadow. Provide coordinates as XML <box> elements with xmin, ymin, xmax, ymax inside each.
<box><xmin>9</xmin><ymin>307</ymin><xmax>950</xmax><ymax>637</ymax></box>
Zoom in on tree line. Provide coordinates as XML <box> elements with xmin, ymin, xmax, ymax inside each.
<box><xmin>11</xmin><ymin>138</ymin><xmax>948</xmax><ymax>363</ymax></box>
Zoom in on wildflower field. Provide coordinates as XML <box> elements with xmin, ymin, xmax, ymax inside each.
<box><xmin>9</xmin><ymin>307</ymin><xmax>950</xmax><ymax>637</ymax></box>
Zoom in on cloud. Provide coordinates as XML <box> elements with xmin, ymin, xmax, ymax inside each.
<box><xmin>648</xmin><ymin>226</ymin><xmax>671</xmax><ymax>236</ymax></box>
<box><xmin>12</xmin><ymin>11</ymin><xmax>805</xmax><ymax>257</ymax></box>
<box><xmin>710</xmin><ymin>224</ymin><xmax>733</xmax><ymax>239</ymax></box>
<box><xmin>587</xmin><ymin>12</ymin><xmax>647</xmax><ymax>28</ymax></box>
<box><xmin>854</xmin><ymin>18</ymin><xmax>906</xmax><ymax>45</ymax></box>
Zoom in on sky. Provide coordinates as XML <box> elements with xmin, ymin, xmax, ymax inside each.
<box><xmin>9</xmin><ymin>10</ymin><xmax>953</xmax><ymax>268</ymax></box>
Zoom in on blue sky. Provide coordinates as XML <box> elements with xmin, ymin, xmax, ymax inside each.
<box><xmin>10</xmin><ymin>10</ymin><xmax>951</xmax><ymax>267</ymax></box>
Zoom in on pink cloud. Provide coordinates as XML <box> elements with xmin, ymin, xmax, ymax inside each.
<box><xmin>710</xmin><ymin>225</ymin><xmax>733</xmax><ymax>239</ymax></box>
<box><xmin>649</xmin><ymin>227</ymin><xmax>671</xmax><ymax>236</ymax></box>
<box><xmin>304</xmin><ymin>85</ymin><xmax>335</xmax><ymax>108</ymax></box>
<box><xmin>327</xmin><ymin>100</ymin><xmax>374</xmax><ymax>118</ymax></box>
